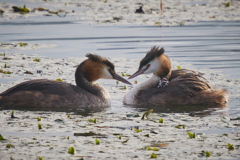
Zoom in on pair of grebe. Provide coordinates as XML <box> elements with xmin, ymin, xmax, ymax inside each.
<box><xmin>0</xmin><ymin>47</ymin><xmax>228</xmax><ymax>109</ymax></box>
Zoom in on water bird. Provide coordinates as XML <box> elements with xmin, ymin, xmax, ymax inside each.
<box><xmin>135</xmin><ymin>6</ymin><xmax>144</xmax><ymax>14</ymax></box>
<box><xmin>123</xmin><ymin>46</ymin><xmax>228</xmax><ymax>107</ymax></box>
<box><xmin>0</xmin><ymin>54</ymin><xmax>131</xmax><ymax>108</ymax></box>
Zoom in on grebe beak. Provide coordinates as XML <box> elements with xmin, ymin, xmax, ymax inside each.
<box><xmin>128</xmin><ymin>69</ymin><xmax>145</xmax><ymax>79</ymax></box>
<box><xmin>112</xmin><ymin>73</ymin><xmax>132</xmax><ymax>85</ymax></box>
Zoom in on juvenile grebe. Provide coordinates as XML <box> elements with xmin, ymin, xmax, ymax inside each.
<box><xmin>0</xmin><ymin>54</ymin><xmax>131</xmax><ymax>108</ymax></box>
<box><xmin>123</xmin><ymin>46</ymin><xmax>228</xmax><ymax>106</ymax></box>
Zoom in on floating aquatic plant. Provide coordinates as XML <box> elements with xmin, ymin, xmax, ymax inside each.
<box><xmin>11</xmin><ymin>110</ymin><xmax>15</xmax><ymax>118</ymax></box>
<box><xmin>175</xmin><ymin>126</ymin><xmax>181</xmax><ymax>129</ymax></box>
<box><xmin>88</xmin><ymin>118</ymin><xmax>97</xmax><ymax>123</ymax></box>
<box><xmin>56</xmin><ymin>78</ymin><xmax>63</xmax><ymax>82</ymax></box>
<box><xmin>19</xmin><ymin>42</ymin><xmax>27</xmax><ymax>47</ymax></box>
<box><xmin>187</xmin><ymin>131</ymin><xmax>196</xmax><ymax>139</ymax></box>
<box><xmin>134</xmin><ymin>80</ymin><xmax>137</xmax><ymax>84</ymax></box>
<box><xmin>126</xmin><ymin>74</ymin><xmax>131</xmax><ymax>77</ymax></box>
<box><xmin>119</xmin><ymin>134</ymin><xmax>122</xmax><ymax>139</ymax></box>
<box><xmin>205</xmin><ymin>151</ymin><xmax>211</xmax><ymax>157</ymax></box>
<box><xmin>147</xmin><ymin>146</ymin><xmax>152</xmax><ymax>150</ymax></box>
<box><xmin>225</xmin><ymin>2</ymin><xmax>231</xmax><ymax>7</ymax></box>
<box><xmin>0</xmin><ymin>53</ymin><xmax>5</xmax><ymax>56</ymax></box>
<box><xmin>6</xmin><ymin>144</ymin><xmax>15</xmax><ymax>148</ymax></box>
<box><xmin>122</xmin><ymin>138</ymin><xmax>129</xmax><ymax>143</ymax></box>
<box><xmin>67</xmin><ymin>114</ymin><xmax>70</xmax><ymax>118</ymax></box>
<box><xmin>121</xmin><ymin>72</ymin><xmax>125</xmax><ymax>76</ymax></box>
<box><xmin>116</xmin><ymin>80</ymin><xmax>119</xmax><ymax>85</ymax></box>
<box><xmin>151</xmin><ymin>153</ymin><xmax>157</xmax><ymax>158</ymax></box>
<box><xmin>134</xmin><ymin>128</ymin><xmax>142</xmax><ymax>132</ymax></box>
<box><xmin>38</xmin><ymin>123</ymin><xmax>43</xmax><ymax>130</ymax></box>
<box><xmin>228</xmin><ymin>143</ymin><xmax>234</xmax><ymax>150</ymax></box>
<box><xmin>144</xmin><ymin>134</ymin><xmax>149</xmax><ymax>137</ymax></box>
<box><xmin>141</xmin><ymin>109</ymin><xmax>153</xmax><ymax>120</ymax></box>
<box><xmin>33</xmin><ymin>58</ymin><xmax>40</xmax><ymax>62</ymax></box>
<box><xmin>68</xmin><ymin>147</ymin><xmax>75</xmax><ymax>154</ymax></box>
<box><xmin>0</xmin><ymin>134</ymin><xmax>5</xmax><ymax>140</ymax></box>
<box><xmin>95</xmin><ymin>138</ymin><xmax>100</xmax><ymax>145</ymax></box>
<box><xmin>39</xmin><ymin>156</ymin><xmax>45</xmax><ymax>160</ymax></box>
<box><xmin>67</xmin><ymin>136</ymin><xmax>70</xmax><ymax>140</ymax></box>
<box><xmin>153</xmin><ymin>147</ymin><xmax>159</xmax><ymax>151</ymax></box>
<box><xmin>177</xmin><ymin>65</ymin><xmax>181</xmax><ymax>69</ymax></box>
<box><xmin>159</xmin><ymin>118</ymin><xmax>163</xmax><ymax>123</ymax></box>
<box><xmin>37</xmin><ymin>117</ymin><xmax>41</xmax><ymax>121</ymax></box>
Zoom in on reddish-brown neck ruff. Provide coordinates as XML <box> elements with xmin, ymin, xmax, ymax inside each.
<box><xmin>155</xmin><ymin>54</ymin><xmax>172</xmax><ymax>79</ymax></box>
<box><xmin>82</xmin><ymin>60</ymin><xmax>104</xmax><ymax>82</ymax></box>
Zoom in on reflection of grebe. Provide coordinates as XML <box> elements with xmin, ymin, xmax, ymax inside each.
<box><xmin>0</xmin><ymin>54</ymin><xmax>131</xmax><ymax>108</ymax></box>
<box><xmin>124</xmin><ymin>46</ymin><xmax>228</xmax><ymax>106</ymax></box>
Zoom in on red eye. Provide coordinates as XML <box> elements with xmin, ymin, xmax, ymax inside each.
<box><xmin>147</xmin><ymin>64</ymin><xmax>150</xmax><ymax>67</ymax></box>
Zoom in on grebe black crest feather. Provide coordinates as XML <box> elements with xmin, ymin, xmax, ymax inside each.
<box><xmin>86</xmin><ymin>53</ymin><xmax>114</xmax><ymax>70</ymax></box>
<box><xmin>139</xmin><ymin>46</ymin><xmax>165</xmax><ymax>69</ymax></box>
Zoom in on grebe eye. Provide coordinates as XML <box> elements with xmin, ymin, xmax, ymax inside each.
<box><xmin>147</xmin><ymin>64</ymin><xmax>150</xmax><ymax>67</ymax></box>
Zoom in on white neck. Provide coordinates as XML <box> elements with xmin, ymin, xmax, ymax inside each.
<box><xmin>123</xmin><ymin>74</ymin><xmax>160</xmax><ymax>105</ymax></box>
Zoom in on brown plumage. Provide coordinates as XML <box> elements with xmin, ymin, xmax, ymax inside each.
<box><xmin>124</xmin><ymin>46</ymin><xmax>228</xmax><ymax>107</ymax></box>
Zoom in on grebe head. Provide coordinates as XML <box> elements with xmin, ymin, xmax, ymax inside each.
<box><xmin>81</xmin><ymin>53</ymin><xmax>131</xmax><ymax>85</ymax></box>
<box><xmin>129</xmin><ymin>46</ymin><xmax>171</xmax><ymax>79</ymax></box>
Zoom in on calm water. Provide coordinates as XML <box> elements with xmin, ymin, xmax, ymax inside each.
<box><xmin>0</xmin><ymin>15</ymin><xmax>240</xmax><ymax>116</ymax></box>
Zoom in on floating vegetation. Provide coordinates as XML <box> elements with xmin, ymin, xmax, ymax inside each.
<box><xmin>74</xmin><ymin>132</ymin><xmax>106</xmax><ymax>137</ymax></box>
<box><xmin>121</xmin><ymin>72</ymin><xmax>125</xmax><ymax>76</ymax></box>
<box><xmin>0</xmin><ymin>134</ymin><xmax>5</xmax><ymax>140</ymax></box>
<box><xmin>95</xmin><ymin>138</ymin><xmax>100</xmax><ymax>145</ymax></box>
<box><xmin>120</xmin><ymin>85</ymin><xmax>127</xmax><ymax>90</ymax></box>
<box><xmin>228</xmin><ymin>143</ymin><xmax>234</xmax><ymax>150</ymax></box>
<box><xmin>187</xmin><ymin>131</ymin><xmax>196</xmax><ymax>139</ymax></box>
<box><xmin>4</xmin><ymin>63</ymin><xmax>11</xmax><ymax>68</ymax></box>
<box><xmin>159</xmin><ymin>118</ymin><xmax>163</xmax><ymax>123</ymax></box>
<box><xmin>19</xmin><ymin>42</ymin><xmax>27</xmax><ymax>47</ymax></box>
<box><xmin>225</xmin><ymin>2</ymin><xmax>231</xmax><ymax>7</ymax></box>
<box><xmin>11</xmin><ymin>110</ymin><xmax>16</xmax><ymax>118</ymax></box>
<box><xmin>68</xmin><ymin>147</ymin><xmax>75</xmax><ymax>154</ymax></box>
<box><xmin>134</xmin><ymin>128</ymin><xmax>142</xmax><ymax>132</ymax></box>
<box><xmin>12</xmin><ymin>4</ymin><xmax>30</xmax><ymax>13</ymax></box>
<box><xmin>150</xmin><ymin>153</ymin><xmax>157</xmax><ymax>158</ymax></box>
<box><xmin>205</xmin><ymin>151</ymin><xmax>211</xmax><ymax>157</ymax></box>
<box><xmin>119</xmin><ymin>134</ymin><xmax>122</xmax><ymax>139</ymax></box>
<box><xmin>37</xmin><ymin>117</ymin><xmax>41</xmax><ymax>121</ymax></box>
<box><xmin>67</xmin><ymin>136</ymin><xmax>70</xmax><ymax>140</ymax></box>
<box><xmin>116</xmin><ymin>80</ymin><xmax>119</xmax><ymax>85</ymax></box>
<box><xmin>147</xmin><ymin>146</ymin><xmax>152</xmax><ymax>150</ymax></box>
<box><xmin>122</xmin><ymin>138</ymin><xmax>129</xmax><ymax>143</ymax></box>
<box><xmin>177</xmin><ymin>65</ymin><xmax>181</xmax><ymax>69</ymax></box>
<box><xmin>33</xmin><ymin>58</ymin><xmax>40</xmax><ymax>62</ymax></box>
<box><xmin>141</xmin><ymin>109</ymin><xmax>153</xmax><ymax>120</ymax></box>
<box><xmin>6</xmin><ymin>144</ymin><xmax>15</xmax><ymax>148</ymax></box>
<box><xmin>153</xmin><ymin>147</ymin><xmax>159</xmax><ymax>151</ymax></box>
<box><xmin>67</xmin><ymin>114</ymin><xmax>70</xmax><ymax>118</ymax></box>
<box><xmin>0</xmin><ymin>53</ymin><xmax>5</xmax><ymax>56</ymax></box>
<box><xmin>88</xmin><ymin>118</ymin><xmax>97</xmax><ymax>123</ymax></box>
<box><xmin>144</xmin><ymin>134</ymin><xmax>149</xmax><ymax>137</ymax></box>
<box><xmin>0</xmin><ymin>69</ymin><xmax>11</xmax><ymax>74</ymax></box>
<box><xmin>38</xmin><ymin>123</ymin><xmax>43</xmax><ymax>130</ymax></box>
<box><xmin>24</xmin><ymin>71</ymin><xmax>33</xmax><ymax>75</ymax></box>
<box><xmin>126</xmin><ymin>74</ymin><xmax>131</xmax><ymax>77</ymax></box>
<box><xmin>175</xmin><ymin>126</ymin><xmax>181</xmax><ymax>129</ymax></box>
<box><xmin>134</xmin><ymin>80</ymin><xmax>137</xmax><ymax>84</ymax></box>
<box><xmin>39</xmin><ymin>156</ymin><xmax>45</xmax><ymax>160</ymax></box>
<box><xmin>56</xmin><ymin>78</ymin><xmax>63</xmax><ymax>82</ymax></box>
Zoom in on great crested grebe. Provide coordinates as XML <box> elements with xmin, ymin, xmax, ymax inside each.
<box><xmin>0</xmin><ymin>54</ymin><xmax>131</xmax><ymax>108</ymax></box>
<box><xmin>123</xmin><ymin>46</ymin><xmax>228</xmax><ymax>106</ymax></box>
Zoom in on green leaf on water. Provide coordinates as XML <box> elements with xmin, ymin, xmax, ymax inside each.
<box><xmin>153</xmin><ymin>147</ymin><xmax>159</xmax><ymax>151</ymax></box>
<box><xmin>33</xmin><ymin>58</ymin><xmax>40</xmax><ymax>62</ymax></box>
<box><xmin>38</xmin><ymin>123</ymin><xmax>43</xmax><ymax>130</ymax></box>
<box><xmin>122</xmin><ymin>138</ymin><xmax>129</xmax><ymax>143</ymax></box>
<box><xmin>177</xmin><ymin>65</ymin><xmax>181</xmax><ymax>69</ymax></box>
<box><xmin>6</xmin><ymin>144</ymin><xmax>15</xmax><ymax>148</ymax></box>
<box><xmin>228</xmin><ymin>143</ymin><xmax>234</xmax><ymax>150</ymax></box>
<box><xmin>205</xmin><ymin>151</ymin><xmax>211</xmax><ymax>157</ymax></box>
<box><xmin>119</xmin><ymin>134</ymin><xmax>122</xmax><ymax>139</ymax></box>
<box><xmin>187</xmin><ymin>131</ymin><xmax>196</xmax><ymax>139</ymax></box>
<box><xmin>68</xmin><ymin>147</ymin><xmax>75</xmax><ymax>154</ymax></box>
<box><xmin>121</xmin><ymin>72</ymin><xmax>125</xmax><ymax>76</ymax></box>
<box><xmin>147</xmin><ymin>146</ymin><xmax>152</xmax><ymax>150</ymax></box>
<box><xmin>183</xmin><ymin>125</ymin><xmax>185</xmax><ymax>129</ymax></box>
<box><xmin>20</xmin><ymin>42</ymin><xmax>23</xmax><ymax>47</ymax></box>
<box><xmin>39</xmin><ymin>156</ymin><xmax>45</xmax><ymax>160</ymax></box>
<box><xmin>126</xmin><ymin>74</ymin><xmax>131</xmax><ymax>77</ymax></box>
<box><xmin>88</xmin><ymin>118</ymin><xmax>97</xmax><ymax>123</ymax></box>
<box><xmin>123</xmin><ymin>85</ymin><xmax>127</xmax><ymax>89</ymax></box>
<box><xmin>144</xmin><ymin>134</ymin><xmax>149</xmax><ymax>137</ymax></box>
<box><xmin>175</xmin><ymin>126</ymin><xmax>181</xmax><ymax>129</ymax></box>
<box><xmin>12</xmin><ymin>110</ymin><xmax>14</xmax><ymax>116</ymax></box>
<box><xmin>159</xmin><ymin>118</ymin><xmax>163</xmax><ymax>123</ymax></box>
<box><xmin>0</xmin><ymin>134</ymin><xmax>5</xmax><ymax>140</ymax></box>
<box><xmin>3</xmin><ymin>112</ymin><xmax>6</xmax><ymax>114</ymax></box>
<box><xmin>56</xmin><ymin>78</ymin><xmax>63</xmax><ymax>82</ymax></box>
<box><xmin>37</xmin><ymin>117</ymin><xmax>41</xmax><ymax>121</ymax></box>
<box><xmin>67</xmin><ymin>114</ymin><xmax>70</xmax><ymax>118</ymax></box>
<box><xmin>225</xmin><ymin>2</ymin><xmax>230</xmax><ymax>7</ymax></box>
<box><xmin>67</xmin><ymin>136</ymin><xmax>70</xmax><ymax>140</ymax></box>
<box><xmin>95</xmin><ymin>138</ymin><xmax>100</xmax><ymax>145</ymax></box>
<box><xmin>141</xmin><ymin>109</ymin><xmax>153</xmax><ymax>120</ymax></box>
<box><xmin>33</xmin><ymin>138</ymin><xmax>37</xmax><ymax>140</ymax></box>
<box><xmin>134</xmin><ymin>128</ymin><xmax>142</xmax><ymax>132</ymax></box>
<box><xmin>151</xmin><ymin>153</ymin><xmax>157</xmax><ymax>158</ymax></box>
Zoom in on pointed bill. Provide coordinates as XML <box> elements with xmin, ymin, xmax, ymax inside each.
<box><xmin>128</xmin><ymin>69</ymin><xmax>145</xmax><ymax>79</ymax></box>
<box><xmin>112</xmin><ymin>73</ymin><xmax>132</xmax><ymax>85</ymax></box>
